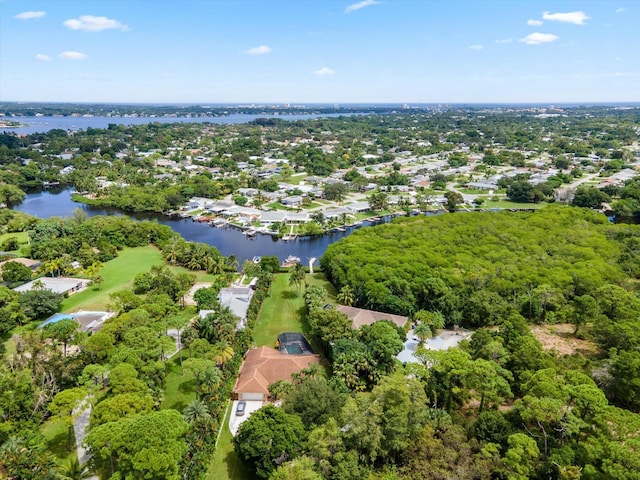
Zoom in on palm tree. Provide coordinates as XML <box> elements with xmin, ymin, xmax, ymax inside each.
<box><xmin>162</xmin><ymin>237</ymin><xmax>183</xmax><ymax>265</ymax></box>
<box><xmin>56</xmin><ymin>457</ymin><xmax>94</xmax><ymax>480</ymax></box>
<box><xmin>225</xmin><ymin>254</ymin><xmax>239</xmax><ymax>272</ymax></box>
<box><xmin>289</xmin><ymin>263</ymin><xmax>306</xmax><ymax>296</ymax></box>
<box><xmin>212</xmin><ymin>341</ymin><xmax>234</xmax><ymax>366</ymax></box>
<box><xmin>413</xmin><ymin>322</ymin><xmax>432</xmax><ymax>347</ymax></box>
<box><xmin>336</xmin><ymin>285</ymin><xmax>355</xmax><ymax>306</ymax></box>
<box><xmin>206</xmin><ymin>254</ymin><xmax>226</xmax><ymax>275</ymax></box>
<box><xmin>183</xmin><ymin>399</ymin><xmax>211</xmax><ymax>425</ymax></box>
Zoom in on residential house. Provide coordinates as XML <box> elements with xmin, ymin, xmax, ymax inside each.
<box><xmin>281</xmin><ymin>195</ymin><xmax>304</xmax><ymax>207</ymax></box>
<box><xmin>259</xmin><ymin>211</ymin><xmax>287</xmax><ymax>225</ymax></box>
<box><xmin>232</xmin><ymin>346</ymin><xmax>320</xmax><ymax>401</ymax></box>
<box><xmin>336</xmin><ymin>305</ymin><xmax>408</xmax><ymax>330</ymax></box>
<box><xmin>218</xmin><ymin>286</ymin><xmax>254</xmax><ymax>329</ymax></box>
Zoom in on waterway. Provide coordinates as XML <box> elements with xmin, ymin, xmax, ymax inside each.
<box><xmin>12</xmin><ymin>188</ymin><xmax>396</xmax><ymax>265</ymax></box>
<box><xmin>1</xmin><ymin>113</ymin><xmax>354</xmax><ymax>135</ymax></box>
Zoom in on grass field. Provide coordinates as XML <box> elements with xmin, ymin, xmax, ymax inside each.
<box><xmin>60</xmin><ymin>245</ymin><xmax>217</xmax><ymax>312</ymax></box>
<box><xmin>252</xmin><ymin>272</ymin><xmax>336</xmax><ymax>347</ymax></box>
<box><xmin>206</xmin><ymin>402</ymin><xmax>251</xmax><ymax>480</ymax></box>
<box><xmin>60</xmin><ymin>246</ymin><xmax>165</xmax><ymax>312</ymax></box>
<box><xmin>0</xmin><ymin>231</ymin><xmax>30</xmax><ymax>255</ymax></box>
<box><xmin>160</xmin><ymin>352</ymin><xmax>196</xmax><ymax>412</ymax></box>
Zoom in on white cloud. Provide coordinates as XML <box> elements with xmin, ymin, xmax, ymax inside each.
<box><xmin>469</xmin><ymin>44</ymin><xmax>484</xmax><ymax>51</ymax></box>
<box><xmin>63</xmin><ymin>15</ymin><xmax>128</xmax><ymax>32</ymax></box>
<box><xmin>615</xmin><ymin>7</ymin><xmax>627</xmax><ymax>13</ymax></box>
<box><xmin>345</xmin><ymin>0</ymin><xmax>380</xmax><ymax>14</ymax></box>
<box><xmin>244</xmin><ymin>45</ymin><xmax>272</xmax><ymax>55</ymax></box>
<box><xmin>14</xmin><ymin>11</ymin><xmax>45</xmax><ymax>20</ymax></box>
<box><xmin>59</xmin><ymin>51</ymin><xmax>88</xmax><ymax>60</ymax></box>
<box><xmin>34</xmin><ymin>54</ymin><xmax>50</xmax><ymax>61</ymax></box>
<box><xmin>604</xmin><ymin>72</ymin><xmax>640</xmax><ymax>77</ymax></box>
<box><xmin>527</xmin><ymin>19</ymin><xmax>544</xmax><ymax>26</ymax></box>
<box><xmin>314</xmin><ymin>67</ymin><xmax>336</xmax><ymax>76</ymax></box>
<box><xmin>495</xmin><ymin>38</ymin><xmax>513</xmax><ymax>44</ymax></box>
<box><xmin>519</xmin><ymin>32</ymin><xmax>560</xmax><ymax>45</ymax></box>
<box><xmin>542</xmin><ymin>11</ymin><xmax>590</xmax><ymax>25</ymax></box>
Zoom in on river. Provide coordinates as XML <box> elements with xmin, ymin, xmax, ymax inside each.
<box><xmin>12</xmin><ymin>188</ymin><xmax>397</xmax><ymax>266</ymax></box>
<box><xmin>1</xmin><ymin>113</ymin><xmax>354</xmax><ymax>135</ymax></box>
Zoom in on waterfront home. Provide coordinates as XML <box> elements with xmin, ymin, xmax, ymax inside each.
<box><xmin>346</xmin><ymin>201</ymin><xmax>370</xmax><ymax>213</ymax></box>
<box><xmin>322</xmin><ymin>207</ymin><xmax>352</xmax><ymax>220</ymax></box>
<box><xmin>259</xmin><ymin>211</ymin><xmax>287</xmax><ymax>225</ymax></box>
<box><xmin>286</xmin><ymin>212</ymin><xmax>310</xmax><ymax>223</ymax></box>
<box><xmin>186</xmin><ymin>197</ymin><xmax>216</xmax><ymax>210</ymax></box>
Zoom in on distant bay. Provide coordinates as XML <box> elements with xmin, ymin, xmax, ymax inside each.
<box><xmin>0</xmin><ymin>112</ymin><xmax>352</xmax><ymax>135</ymax></box>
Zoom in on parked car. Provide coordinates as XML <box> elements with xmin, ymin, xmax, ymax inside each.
<box><xmin>236</xmin><ymin>400</ymin><xmax>247</xmax><ymax>416</ymax></box>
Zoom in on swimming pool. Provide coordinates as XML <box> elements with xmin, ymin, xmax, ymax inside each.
<box><xmin>40</xmin><ymin>311</ymin><xmax>110</xmax><ymax>330</ymax></box>
<box><xmin>40</xmin><ymin>313</ymin><xmax>75</xmax><ymax>328</ymax></box>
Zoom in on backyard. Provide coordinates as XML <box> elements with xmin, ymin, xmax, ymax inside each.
<box><xmin>251</xmin><ymin>272</ymin><xmax>336</xmax><ymax>348</ymax></box>
<box><xmin>61</xmin><ymin>245</ymin><xmax>217</xmax><ymax>312</ymax></box>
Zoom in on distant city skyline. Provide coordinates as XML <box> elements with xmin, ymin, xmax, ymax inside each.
<box><xmin>1</xmin><ymin>0</ymin><xmax>638</xmax><ymax>103</ymax></box>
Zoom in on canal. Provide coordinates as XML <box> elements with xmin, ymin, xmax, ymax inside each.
<box><xmin>12</xmin><ymin>188</ymin><xmax>394</xmax><ymax>265</ymax></box>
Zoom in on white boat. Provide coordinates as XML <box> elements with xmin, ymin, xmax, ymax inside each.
<box><xmin>281</xmin><ymin>255</ymin><xmax>301</xmax><ymax>267</ymax></box>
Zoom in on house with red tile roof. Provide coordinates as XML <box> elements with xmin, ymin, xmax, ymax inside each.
<box><xmin>232</xmin><ymin>346</ymin><xmax>320</xmax><ymax>401</ymax></box>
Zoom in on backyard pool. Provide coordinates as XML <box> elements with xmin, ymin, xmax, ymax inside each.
<box><xmin>39</xmin><ymin>313</ymin><xmax>75</xmax><ymax>328</ymax></box>
<box><xmin>40</xmin><ymin>311</ymin><xmax>112</xmax><ymax>331</ymax></box>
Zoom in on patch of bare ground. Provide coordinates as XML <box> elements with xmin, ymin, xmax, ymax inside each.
<box><xmin>184</xmin><ymin>282</ymin><xmax>212</xmax><ymax>306</ymax></box>
<box><xmin>530</xmin><ymin>323</ymin><xmax>598</xmax><ymax>356</ymax></box>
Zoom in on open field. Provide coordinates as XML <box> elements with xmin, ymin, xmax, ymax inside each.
<box><xmin>530</xmin><ymin>323</ymin><xmax>598</xmax><ymax>356</ymax></box>
<box><xmin>60</xmin><ymin>246</ymin><xmax>165</xmax><ymax>311</ymax></box>
<box><xmin>252</xmin><ymin>272</ymin><xmax>336</xmax><ymax>348</ymax></box>
<box><xmin>206</xmin><ymin>402</ymin><xmax>252</xmax><ymax>480</ymax></box>
<box><xmin>60</xmin><ymin>246</ymin><xmax>217</xmax><ymax>312</ymax></box>
<box><xmin>0</xmin><ymin>231</ymin><xmax>29</xmax><ymax>247</ymax></box>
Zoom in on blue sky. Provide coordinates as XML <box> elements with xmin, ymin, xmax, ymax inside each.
<box><xmin>1</xmin><ymin>0</ymin><xmax>638</xmax><ymax>103</ymax></box>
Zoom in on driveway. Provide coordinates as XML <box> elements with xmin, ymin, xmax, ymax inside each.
<box><xmin>228</xmin><ymin>400</ymin><xmax>264</xmax><ymax>436</ymax></box>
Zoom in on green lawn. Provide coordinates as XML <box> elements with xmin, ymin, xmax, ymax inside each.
<box><xmin>0</xmin><ymin>231</ymin><xmax>28</xmax><ymax>247</ymax></box>
<box><xmin>252</xmin><ymin>273</ymin><xmax>336</xmax><ymax>348</ymax></box>
<box><xmin>300</xmin><ymin>202</ymin><xmax>324</xmax><ymax>209</ymax></box>
<box><xmin>160</xmin><ymin>352</ymin><xmax>196</xmax><ymax>412</ymax></box>
<box><xmin>206</xmin><ymin>401</ymin><xmax>251</xmax><ymax>480</ymax></box>
<box><xmin>60</xmin><ymin>246</ymin><xmax>165</xmax><ymax>312</ymax></box>
<box><xmin>41</xmin><ymin>417</ymin><xmax>77</xmax><ymax>464</ymax></box>
<box><xmin>0</xmin><ymin>231</ymin><xmax>30</xmax><ymax>255</ymax></box>
<box><xmin>60</xmin><ymin>246</ymin><xmax>218</xmax><ymax>313</ymax></box>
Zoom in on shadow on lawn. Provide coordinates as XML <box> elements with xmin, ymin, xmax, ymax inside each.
<box><xmin>224</xmin><ymin>449</ymin><xmax>251</xmax><ymax>480</ymax></box>
<box><xmin>178</xmin><ymin>378</ymin><xmax>196</xmax><ymax>394</ymax></box>
<box><xmin>280</xmin><ymin>290</ymin><xmax>299</xmax><ymax>300</ymax></box>
<box><xmin>47</xmin><ymin>429</ymin><xmax>72</xmax><ymax>460</ymax></box>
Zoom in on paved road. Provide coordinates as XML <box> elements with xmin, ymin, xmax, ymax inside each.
<box><xmin>73</xmin><ymin>401</ymin><xmax>99</xmax><ymax>479</ymax></box>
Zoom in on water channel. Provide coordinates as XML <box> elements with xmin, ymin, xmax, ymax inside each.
<box><xmin>12</xmin><ymin>188</ymin><xmax>399</xmax><ymax>265</ymax></box>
